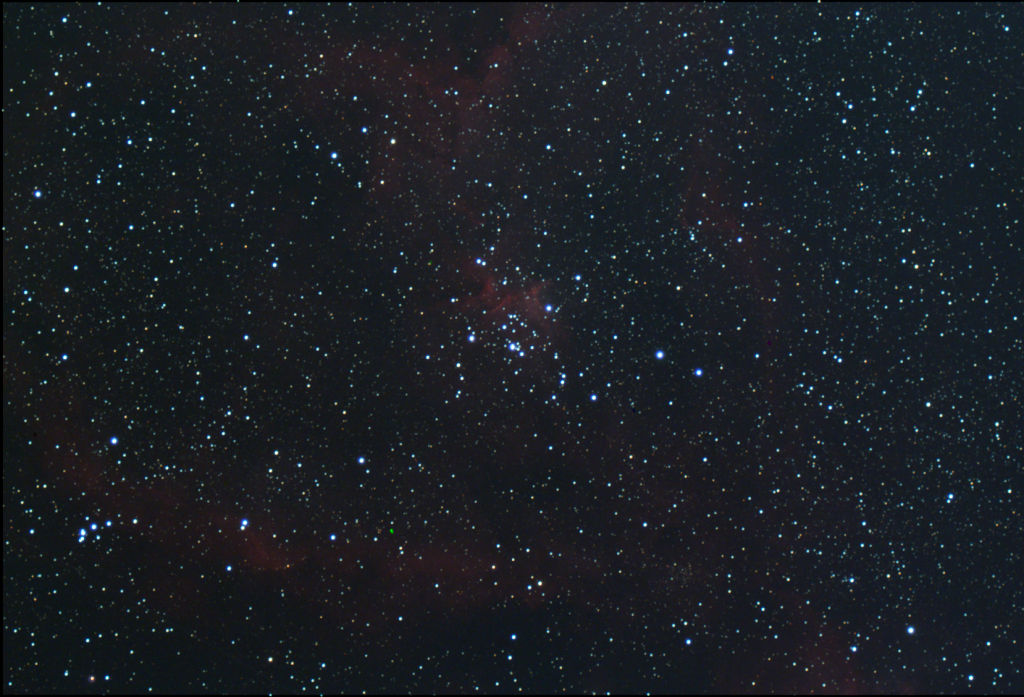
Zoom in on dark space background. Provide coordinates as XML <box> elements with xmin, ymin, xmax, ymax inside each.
<box><xmin>4</xmin><ymin>3</ymin><xmax>1021</xmax><ymax>694</ymax></box>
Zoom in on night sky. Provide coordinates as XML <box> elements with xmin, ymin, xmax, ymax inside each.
<box><xmin>4</xmin><ymin>4</ymin><xmax>1022</xmax><ymax>694</ymax></box>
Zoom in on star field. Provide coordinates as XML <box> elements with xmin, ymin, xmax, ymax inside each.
<box><xmin>4</xmin><ymin>4</ymin><xmax>1021</xmax><ymax>694</ymax></box>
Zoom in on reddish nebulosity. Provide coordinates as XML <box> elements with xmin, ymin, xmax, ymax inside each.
<box><xmin>449</xmin><ymin>255</ymin><xmax>555</xmax><ymax>328</ymax></box>
<box><xmin>5</xmin><ymin>4</ymin><xmax>856</xmax><ymax>690</ymax></box>
<box><xmin>28</xmin><ymin>365</ymin><xmax>578</xmax><ymax>636</ymax></box>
